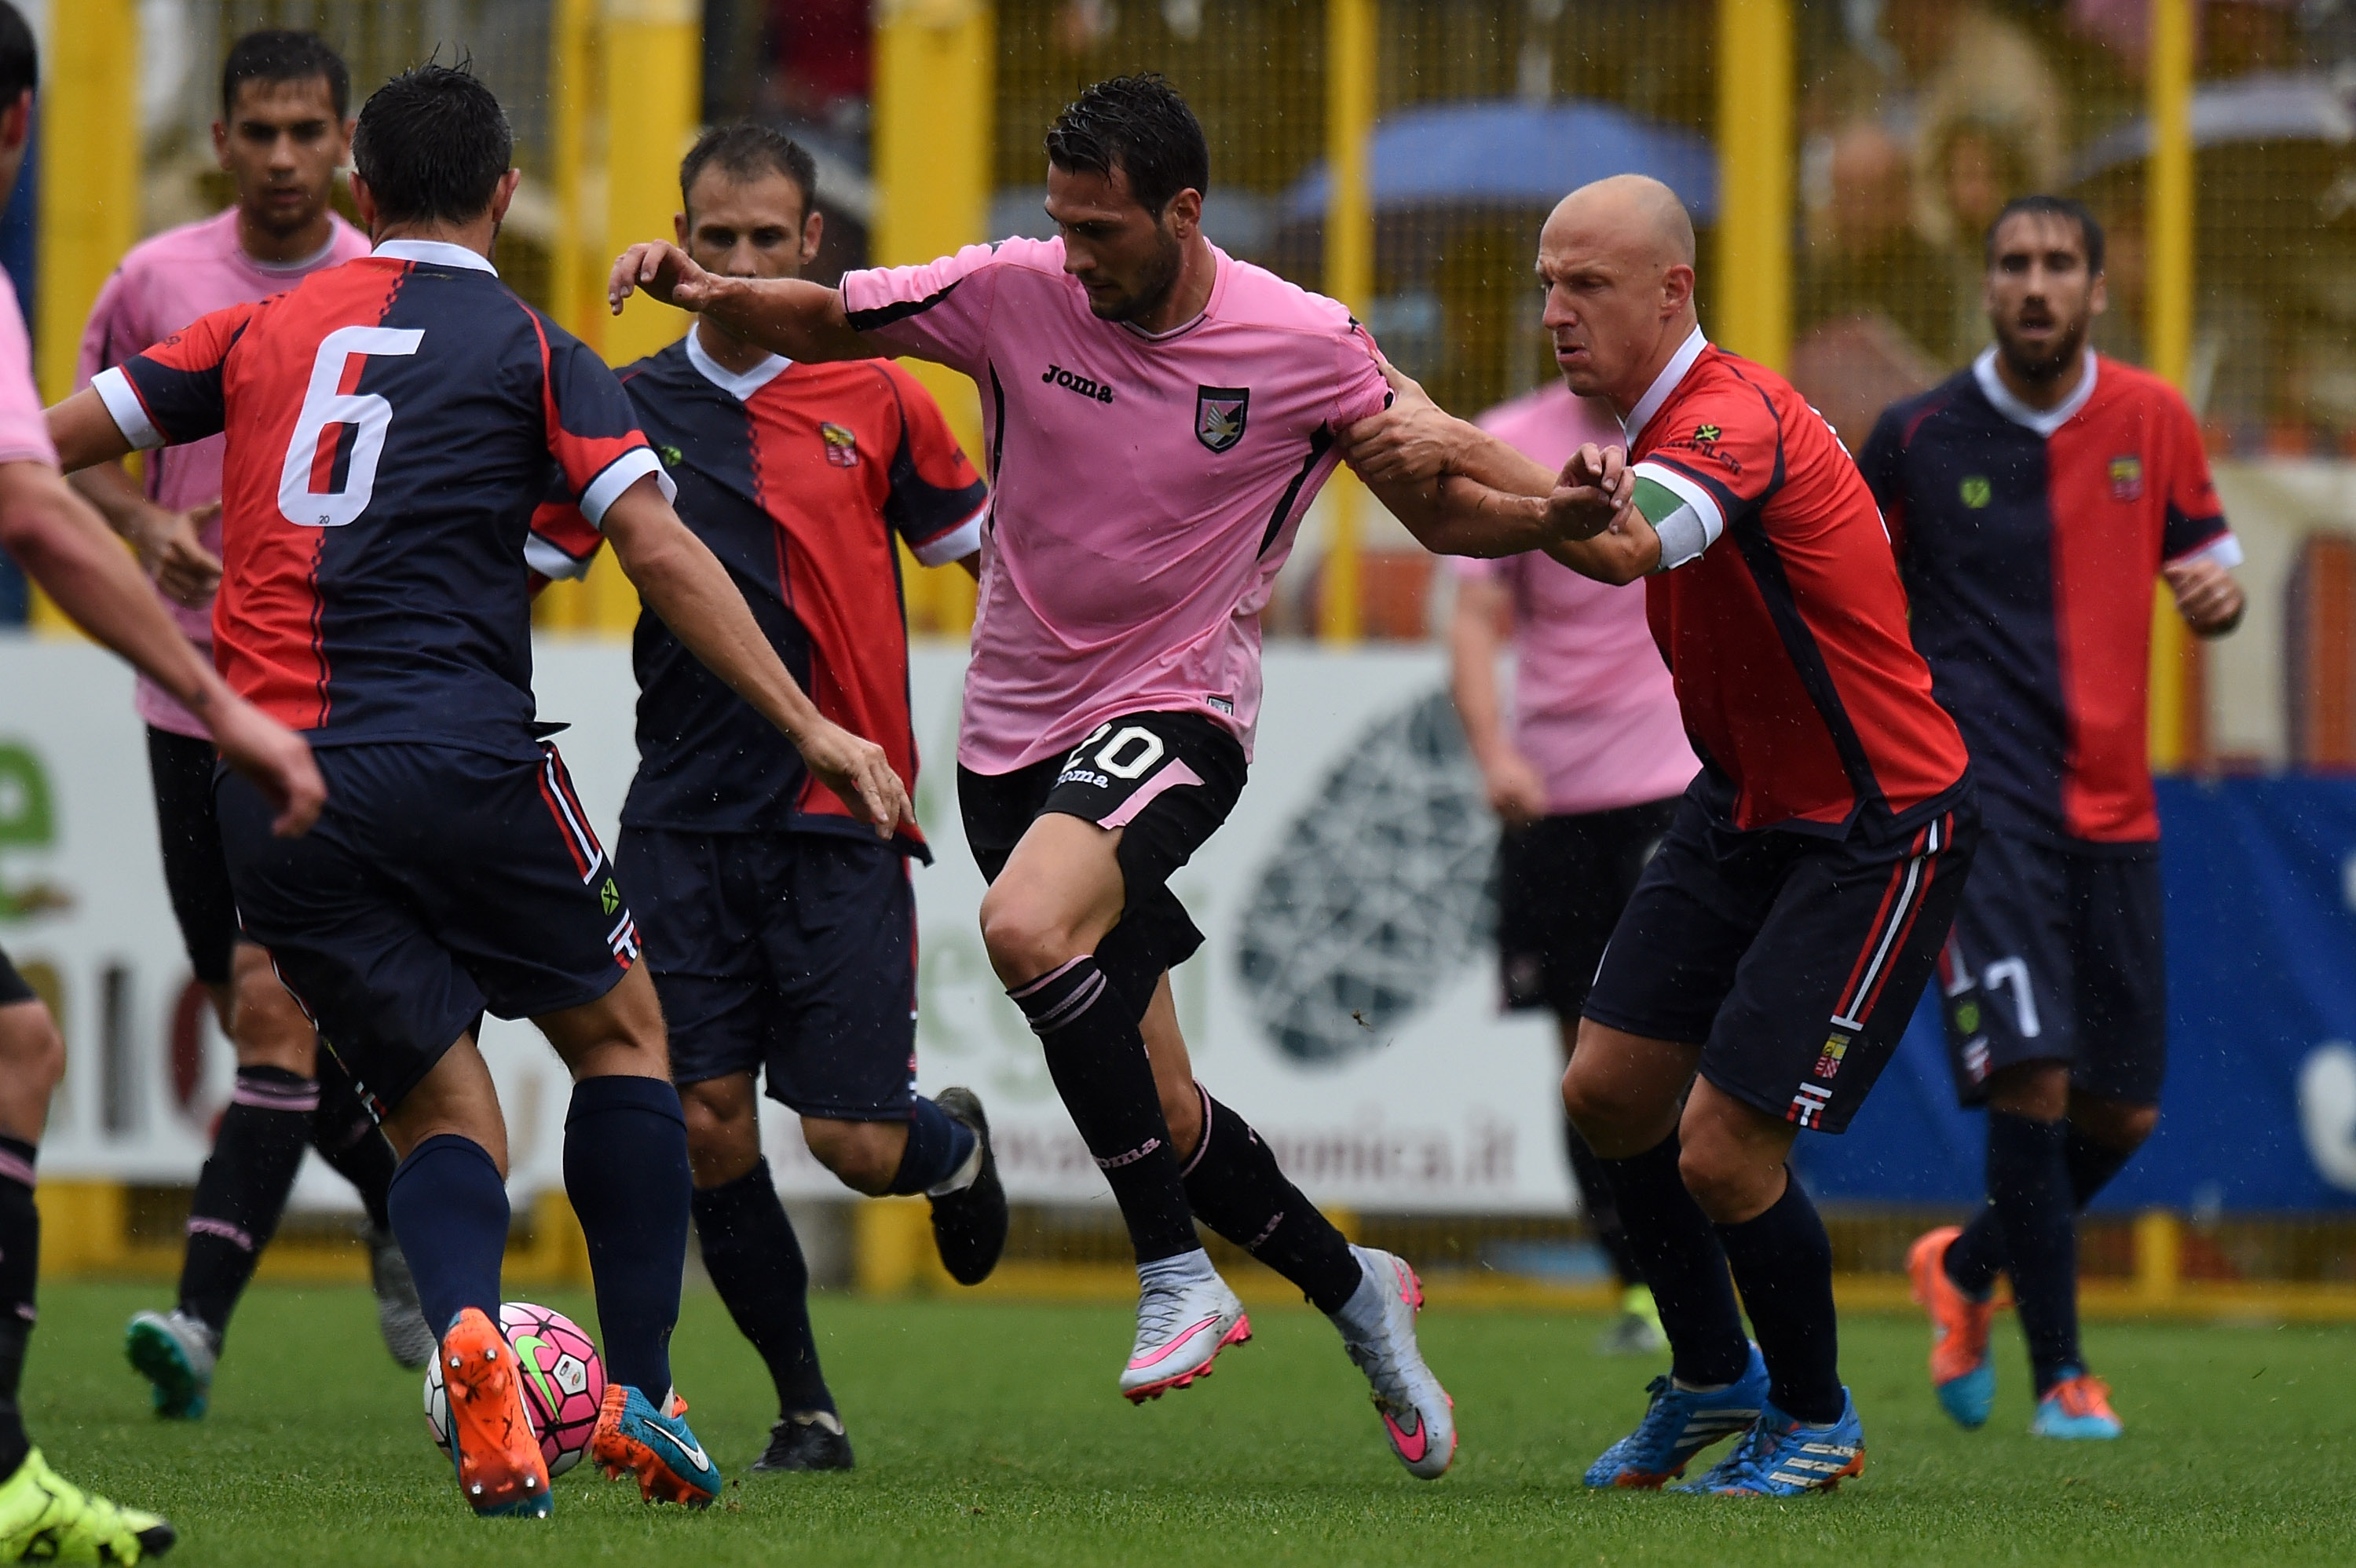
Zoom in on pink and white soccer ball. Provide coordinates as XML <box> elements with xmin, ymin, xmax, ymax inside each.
<box><xmin>423</xmin><ymin>1301</ymin><xmax>605</xmax><ymax>1477</ymax></box>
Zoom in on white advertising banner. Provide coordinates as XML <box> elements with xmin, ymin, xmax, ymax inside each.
<box><xmin>0</xmin><ymin>636</ymin><xmax>1575</xmax><ymax>1216</ymax></box>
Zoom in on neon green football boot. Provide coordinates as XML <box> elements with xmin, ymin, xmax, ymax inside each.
<box><xmin>0</xmin><ymin>1447</ymin><xmax>175</xmax><ymax>1561</ymax></box>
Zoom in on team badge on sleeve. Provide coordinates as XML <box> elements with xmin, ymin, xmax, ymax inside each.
<box><xmin>1195</xmin><ymin>386</ymin><xmax>1250</xmax><ymax>453</ymax></box>
<box><xmin>821</xmin><ymin>422</ymin><xmax>861</xmax><ymax>468</ymax></box>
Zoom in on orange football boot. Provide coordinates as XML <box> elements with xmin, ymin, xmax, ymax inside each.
<box><xmin>1907</xmin><ymin>1226</ymin><xmax>1996</xmax><ymax>1429</ymax></box>
<box><xmin>440</xmin><ymin>1307</ymin><xmax>552</xmax><ymax>1518</ymax></box>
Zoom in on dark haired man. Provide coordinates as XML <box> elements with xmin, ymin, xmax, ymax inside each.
<box><xmin>614</xmin><ymin>73</ymin><xmax>1622</xmax><ymax>1478</ymax></box>
<box><xmin>563</xmin><ymin>121</ymin><xmax>1004</xmax><ymax>1475</ymax></box>
<box><xmin>48</xmin><ymin>62</ymin><xmax>910</xmax><ymax>1520</ymax></box>
<box><xmin>68</xmin><ymin>30</ymin><xmax>423</xmax><ymax>1424</ymax></box>
<box><xmin>0</xmin><ymin>2</ymin><xmax>327</xmax><ymax>1555</ymax></box>
<box><xmin>1861</xmin><ymin>196</ymin><xmax>2241</xmax><ymax>1442</ymax></box>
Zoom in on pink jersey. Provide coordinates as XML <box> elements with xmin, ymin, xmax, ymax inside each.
<box><xmin>76</xmin><ymin>208</ymin><xmax>371</xmax><ymax>736</ymax></box>
<box><xmin>1454</xmin><ymin>381</ymin><xmax>1696</xmax><ymax>816</ymax></box>
<box><xmin>840</xmin><ymin>237</ymin><xmax>1389</xmax><ymax>771</ymax></box>
<box><xmin>0</xmin><ymin>273</ymin><xmax>55</xmax><ymax>468</ymax></box>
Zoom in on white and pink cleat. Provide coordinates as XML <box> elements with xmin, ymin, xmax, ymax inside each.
<box><xmin>1120</xmin><ymin>1250</ymin><xmax>1251</xmax><ymax>1403</ymax></box>
<box><xmin>1334</xmin><ymin>1246</ymin><xmax>1456</xmax><ymax>1478</ymax></box>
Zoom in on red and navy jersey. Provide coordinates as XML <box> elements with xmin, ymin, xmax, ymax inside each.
<box><xmin>91</xmin><ymin>241</ymin><xmax>667</xmax><ymax>758</ymax></box>
<box><xmin>1860</xmin><ymin>352</ymin><xmax>2234</xmax><ymax>846</ymax></box>
<box><xmin>1630</xmin><ymin>331</ymin><xmax>1972</xmax><ymax>838</ymax></box>
<box><xmin>586</xmin><ymin>336</ymin><xmax>986</xmax><ymax>856</ymax></box>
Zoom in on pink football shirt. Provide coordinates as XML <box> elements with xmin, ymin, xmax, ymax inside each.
<box><xmin>840</xmin><ymin>238</ymin><xmax>1389</xmax><ymax>772</ymax></box>
<box><xmin>1454</xmin><ymin>381</ymin><xmax>1696</xmax><ymax>815</ymax></box>
<box><xmin>76</xmin><ymin>208</ymin><xmax>371</xmax><ymax>736</ymax></box>
<box><xmin>0</xmin><ymin>273</ymin><xmax>56</xmax><ymax>468</ymax></box>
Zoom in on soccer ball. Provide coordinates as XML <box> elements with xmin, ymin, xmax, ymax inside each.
<box><xmin>423</xmin><ymin>1302</ymin><xmax>606</xmax><ymax>1477</ymax></box>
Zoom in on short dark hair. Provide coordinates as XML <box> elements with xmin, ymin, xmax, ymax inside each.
<box><xmin>679</xmin><ymin>122</ymin><xmax>818</xmax><ymax>215</ymax></box>
<box><xmin>1045</xmin><ymin>73</ymin><xmax>1208</xmax><ymax>217</ymax></box>
<box><xmin>0</xmin><ymin>2</ymin><xmax>35</xmax><ymax>106</ymax></box>
<box><xmin>221</xmin><ymin>29</ymin><xmax>349</xmax><ymax>121</ymax></box>
<box><xmin>351</xmin><ymin>63</ymin><xmax>511</xmax><ymax>227</ymax></box>
<box><xmin>1985</xmin><ymin>194</ymin><xmax>2105</xmax><ymax>276</ymax></box>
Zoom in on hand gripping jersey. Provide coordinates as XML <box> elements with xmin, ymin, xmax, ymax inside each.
<box><xmin>573</xmin><ymin>331</ymin><xmax>986</xmax><ymax>853</ymax></box>
<box><xmin>1625</xmin><ymin>327</ymin><xmax>1970</xmax><ymax>837</ymax></box>
<box><xmin>92</xmin><ymin>240</ymin><xmax>669</xmax><ymax>758</ymax></box>
<box><xmin>76</xmin><ymin>209</ymin><xmax>373</xmax><ymax>737</ymax></box>
<box><xmin>1860</xmin><ymin>349</ymin><xmax>2236</xmax><ymax>846</ymax></box>
<box><xmin>837</xmin><ymin>237</ymin><xmax>1391</xmax><ymax>772</ymax></box>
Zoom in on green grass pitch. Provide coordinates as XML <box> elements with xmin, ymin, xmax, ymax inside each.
<box><xmin>19</xmin><ymin>1281</ymin><xmax>2353</xmax><ymax>1566</ymax></box>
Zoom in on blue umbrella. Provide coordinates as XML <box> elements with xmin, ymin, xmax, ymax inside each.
<box><xmin>1280</xmin><ymin>98</ymin><xmax>1718</xmax><ymax>225</ymax></box>
<box><xmin>2070</xmin><ymin>71</ymin><xmax>2356</xmax><ymax>185</ymax></box>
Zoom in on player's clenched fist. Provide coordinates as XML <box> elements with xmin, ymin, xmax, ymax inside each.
<box><xmin>2163</xmin><ymin>556</ymin><xmax>2245</xmax><ymax>636</ymax></box>
<box><xmin>1542</xmin><ymin>441</ymin><xmax>1633</xmax><ymax>544</ymax></box>
<box><xmin>609</xmin><ymin>241</ymin><xmax>717</xmax><ymax>316</ymax></box>
<box><xmin>795</xmin><ymin>718</ymin><xmax>916</xmax><ymax>839</ymax></box>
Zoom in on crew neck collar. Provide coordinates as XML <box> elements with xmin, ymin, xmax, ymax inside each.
<box><xmin>247</xmin><ymin>227</ymin><xmax>343</xmax><ymax>273</ymax></box>
<box><xmin>1116</xmin><ymin>245</ymin><xmax>1224</xmax><ymax>343</ymax></box>
<box><xmin>686</xmin><ymin>326</ymin><xmax>791</xmax><ymax>400</ymax></box>
<box><xmin>1973</xmin><ymin>345</ymin><xmax>2098</xmax><ymax>437</ymax></box>
<box><xmin>1621</xmin><ymin>324</ymin><xmax>1710</xmax><ymax>443</ymax></box>
<box><xmin>372</xmin><ymin>238</ymin><xmax>498</xmax><ymax>276</ymax></box>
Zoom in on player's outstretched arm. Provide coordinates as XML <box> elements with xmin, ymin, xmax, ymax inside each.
<box><xmin>0</xmin><ymin>460</ymin><xmax>322</xmax><ymax>835</ymax></box>
<box><xmin>607</xmin><ymin>242</ymin><xmax>876</xmax><ymax>364</ymax></box>
<box><xmin>44</xmin><ymin>388</ymin><xmax>137</xmax><ymax>476</ymax></box>
<box><xmin>600</xmin><ymin>475</ymin><xmax>914</xmax><ymax>836</ymax></box>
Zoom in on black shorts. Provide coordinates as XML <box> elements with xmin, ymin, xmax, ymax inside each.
<box><xmin>148</xmin><ymin>726</ymin><xmax>243</xmax><ymax>986</ymax></box>
<box><xmin>1583</xmin><ymin>786</ymin><xmax>1978</xmax><ymax>1135</ymax></box>
<box><xmin>1937</xmin><ymin>832</ymin><xmax>2166</xmax><ymax>1106</ymax></box>
<box><xmin>0</xmin><ymin>946</ymin><xmax>33</xmax><ymax>1007</ymax></box>
<box><xmin>215</xmin><ymin>741</ymin><xmax>637</xmax><ymax>1119</ymax></box>
<box><xmin>959</xmin><ymin>711</ymin><xmax>1247</xmax><ymax>986</ymax></box>
<box><xmin>1497</xmin><ymin>798</ymin><xmax>1681</xmax><ymax>1019</ymax></box>
<box><xmin>620</xmin><ymin>827</ymin><xmax>917</xmax><ymax>1121</ymax></box>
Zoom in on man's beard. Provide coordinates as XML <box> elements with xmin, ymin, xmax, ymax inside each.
<box><xmin>1090</xmin><ymin>228</ymin><xmax>1183</xmax><ymax>323</ymax></box>
<box><xmin>1996</xmin><ymin>312</ymin><xmax>2087</xmax><ymax>384</ymax></box>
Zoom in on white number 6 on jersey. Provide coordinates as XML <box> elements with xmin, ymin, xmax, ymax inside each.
<box><xmin>278</xmin><ymin>326</ymin><xmax>425</xmax><ymax>528</ymax></box>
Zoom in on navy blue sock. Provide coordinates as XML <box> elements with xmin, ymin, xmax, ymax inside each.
<box><xmin>886</xmin><ymin>1096</ymin><xmax>976</xmax><ymax>1197</ymax></box>
<box><xmin>1597</xmin><ymin>1133</ymin><xmax>1750</xmax><ymax>1387</ymax></box>
<box><xmin>1946</xmin><ymin>1121</ymin><xmax>2144</xmax><ymax>1301</ymax></box>
<box><xmin>565</xmin><ymin>1075</ymin><xmax>692</xmax><ymax>1398</ymax></box>
<box><xmin>1714</xmin><ymin>1174</ymin><xmax>1843</xmax><ymax>1425</ymax></box>
<box><xmin>691</xmin><ymin>1160</ymin><xmax>833</xmax><ymax>1416</ymax></box>
<box><xmin>2065</xmin><ymin>1124</ymin><xmax>2137</xmax><ymax>1208</ymax></box>
<box><xmin>1984</xmin><ymin>1110</ymin><xmax>2081</xmax><ymax>1393</ymax></box>
<box><xmin>386</xmin><ymin>1134</ymin><xmax>507</xmax><ymax>1337</ymax></box>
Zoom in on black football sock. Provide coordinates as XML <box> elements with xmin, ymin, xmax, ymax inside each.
<box><xmin>691</xmin><ymin>1160</ymin><xmax>834</xmax><ymax>1417</ymax></box>
<box><xmin>1714</xmin><ymin>1173</ymin><xmax>1844</xmax><ymax>1425</ymax></box>
<box><xmin>1179</xmin><ymin>1087</ymin><xmax>1362</xmax><ymax>1314</ymax></box>
<box><xmin>178</xmin><ymin>1066</ymin><xmax>317</xmax><ymax>1342</ymax></box>
<box><xmin>565</xmin><ymin>1075</ymin><xmax>691</xmax><ymax>1397</ymax></box>
<box><xmin>0</xmin><ymin>1138</ymin><xmax>38</xmax><ymax>1478</ymax></box>
<box><xmin>1597</xmin><ymin>1133</ymin><xmax>1751</xmax><ymax>1387</ymax></box>
<box><xmin>1943</xmin><ymin>1202</ymin><xmax>2007</xmax><ymax>1298</ymax></box>
<box><xmin>1564</xmin><ymin>1118</ymin><xmax>1644</xmax><ymax>1288</ymax></box>
<box><xmin>310</xmin><ymin>1052</ymin><xmax>396</xmax><ymax>1231</ymax></box>
<box><xmin>386</xmin><ymin>1134</ymin><xmax>507</xmax><ymax>1337</ymax></box>
<box><xmin>1985</xmin><ymin>1110</ymin><xmax>2082</xmax><ymax>1394</ymax></box>
<box><xmin>885</xmin><ymin>1096</ymin><xmax>977</xmax><ymax>1197</ymax></box>
<box><xmin>1008</xmin><ymin>959</ymin><xmax>1198</xmax><ymax>1264</ymax></box>
<box><xmin>2065</xmin><ymin>1123</ymin><xmax>2140</xmax><ymax>1208</ymax></box>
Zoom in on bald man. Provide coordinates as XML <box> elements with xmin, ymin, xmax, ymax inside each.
<box><xmin>1340</xmin><ymin>175</ymin><xmax>1979</xmax><ymax>1497</ymax></box>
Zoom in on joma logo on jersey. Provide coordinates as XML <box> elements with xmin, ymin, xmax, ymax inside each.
<box><xmin>820</xmin><ymin>422</ymin><xmax>860</xmax><ymax>468</ymax></box>
<box><xmin>1043</xmin><ymin>364</ymin><xmax>1114</xmax><ymax>404</ymax></box>
<box><xmin>1813</xmin><ymin>1033</ymin><xmax>1851</xmax><ymax>1080</ymax></box>
<box><xmin>1960</xmin><ymin>475</ymin><xmax>1992</xmax><ymax>508</ymax></box>
<box><xmin>2109</xmin><ymin>455</ymin><xmax>2143</xmax><ymax>501</ymax></box>
<box><xmin>1197</xmin><ymin>386</ymin><xmax>1251</xmax><ymax>452</ymax></box>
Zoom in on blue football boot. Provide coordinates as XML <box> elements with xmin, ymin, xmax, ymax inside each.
<box><xmin>591</xmin><ymin>1384</ymin><xmax>720</xmax><ymax>1508</ymax></box>
<box><xmin>1583</xmin><ymin>1343</ymin><xmax>1769</xmax><ymax>1488</ymax></box>
<box><xmin>1685</xmin><ymin>1390</ymin><xmax>1866</xmax><ymax>1497</ymax></box>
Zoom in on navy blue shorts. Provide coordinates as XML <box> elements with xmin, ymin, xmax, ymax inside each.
<box><xmin>1582</xmin><ymin>785</ymin><xmax>1977</xmax><ymax>1135</ymax></box>
<box><xmin>1936</xmin><ymin>832</ymin><xmax>2166</xmax><ymax>1107</ymax></box>
<box><xmin>619</xmin><ymin>828</ymin><xmax>916</xmax><ymax>1121</ymax></box>
<box><xmin>216</xmin><ymin>741</ymin><xmax>638</xmax><ymax>1118</ymax></box>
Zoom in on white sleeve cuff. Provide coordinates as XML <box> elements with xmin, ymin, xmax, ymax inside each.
<box><xmin>911</xmin><ymin>501</ymin><xmax>987</xmax><ymax>568</ymax></box>
<box><xmin>1633</xmin><ymin>460</ymin><xmax>1726</xmax><ymax>572</ymax></box>
<box><xmin>525</xmin><ymin>535</ymin><xmax>595</xmax><ymax>581</ymax></box>
<box><xmin>2168</xmin><ymin>532</ymin><xmax>2244</xmax><ymax>570</ymax></box>
<box><xmin>579</xmin><ymin>447</ymin><xmax>676</xmax><ymax>528</ymax></box>
<box><xmin>92</xmin><ymin>367</ymin><xmax>163</xmax><ymax>451</ymax></box>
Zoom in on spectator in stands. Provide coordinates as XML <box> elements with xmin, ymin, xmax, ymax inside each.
<box><xmin>1799</xmin><ymin>122</ymin><xmax>1957</xmax><ymax>370</ymax></box>
<box><xmin>1882</xmin><ymin>0</ymin><xmax>2066</xmax><ymax>195</ymax></box>
<box><xmin>1926</xmin><ymin>115</ymin><xmax>2036</xmax><ymax>357</ymax></box>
